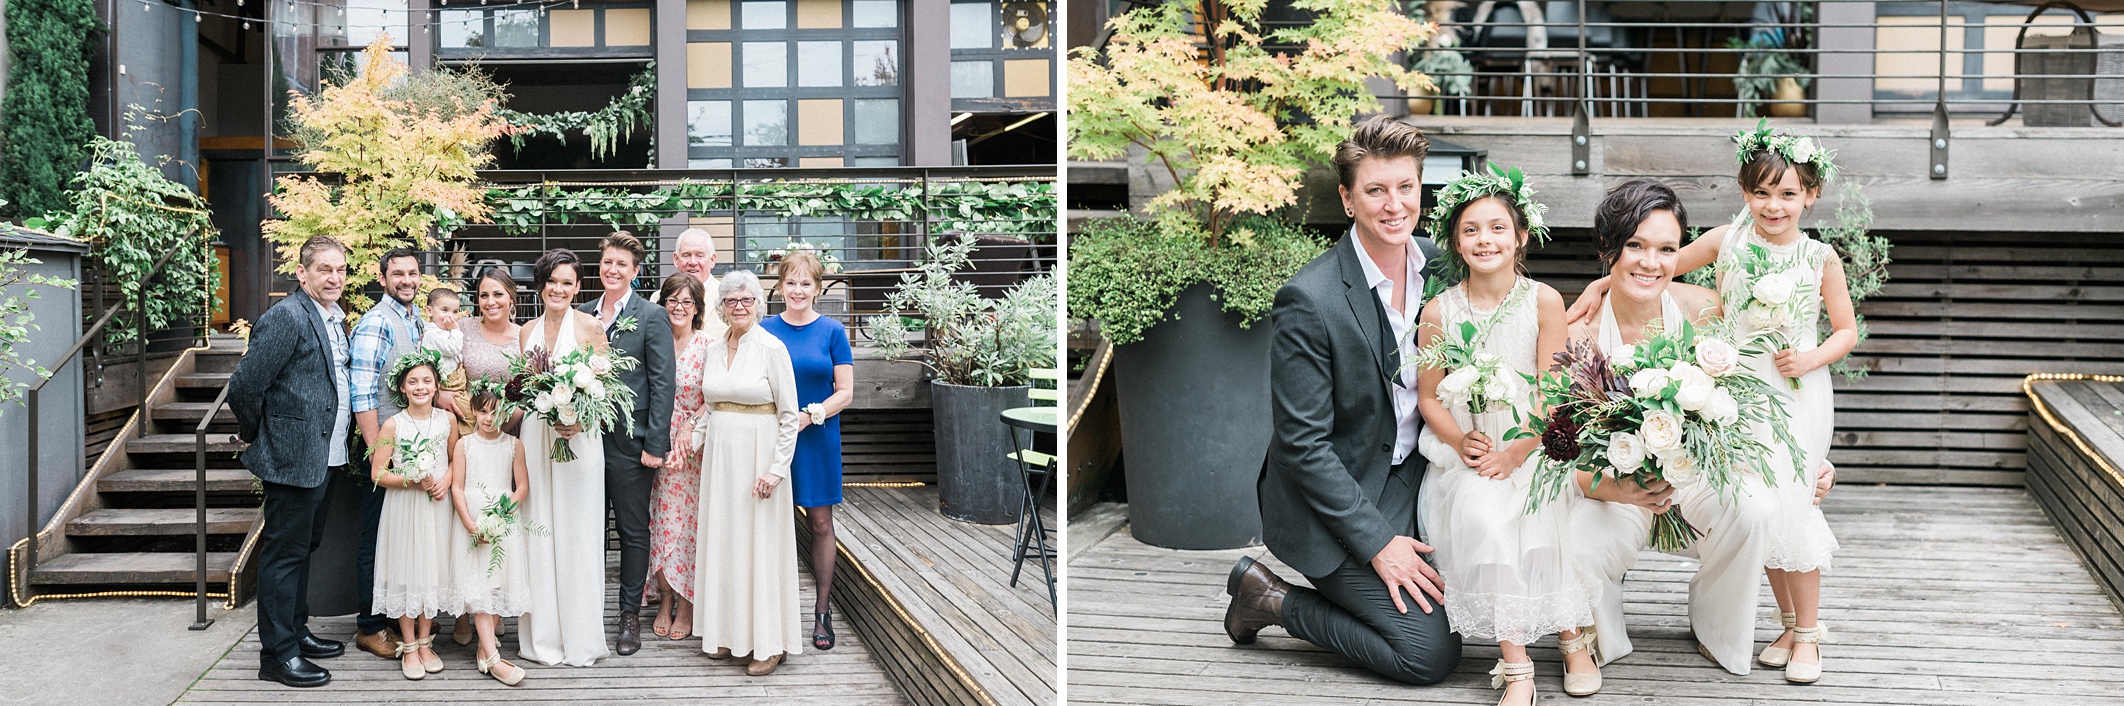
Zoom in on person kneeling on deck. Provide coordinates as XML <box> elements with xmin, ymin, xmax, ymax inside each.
<box><xmin>1223</xmin><ymin>117</ymin><xmax>1459</xmax><ymax>685</ymax></box>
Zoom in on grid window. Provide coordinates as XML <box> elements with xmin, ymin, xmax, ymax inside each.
<box><xmin>798</xmin><ymin>42</ymin><xmax>843</xmax><ymax>87</ymax></box>
<box><xmin>744</xmin><ymin>42</ymin><xmax>789</xmax><ymax>88</ymax></box>
<box><xmin>852</xmin><ymin>99</ymin><xmax>899</xmax><ymax>144</ymax></box>
<box><xmin>745</xmin><ymin>100</ymin><xmax>790</xmax><ymax>146</ymax></box>
<box><xmin>741</xmin><ymin>0</ymin><xmax>788</xmax><ymax>29</ymax></box>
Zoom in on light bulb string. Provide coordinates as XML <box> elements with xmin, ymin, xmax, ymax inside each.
<box><xmin>139</xmin><ymin>0</ymin><xmax>586</xmax><ymax>32</ymax></box>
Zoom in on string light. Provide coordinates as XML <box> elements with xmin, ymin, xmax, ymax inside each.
<box><xmin>131</xmin><ymin>0</ymin><xmax>575</xmax><ymax>31</ymax></box>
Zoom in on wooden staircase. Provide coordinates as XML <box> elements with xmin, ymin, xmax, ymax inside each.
<box><xmin>14</xmin><ymin>336</ymin><xmax>260</xmax><ymax>603</ymax></box>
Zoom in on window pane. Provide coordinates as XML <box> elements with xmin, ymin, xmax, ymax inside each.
<box><xmin>744</xmin><ymin>157</ymin><xmax>790</xmax><ymax>168</ymax></box>
<box><xmin>852</xmin><ymin>99</ymin><xmax>898</xmax><ymax>145</ymax></box>
<box><xmin>439</xmin><ymin>10</ymin><xmax>482</xmax><ymax>48</ymax></box>
<box><xmin>950</xmin><ymin>2</ymin><xmax>991</xmax><ymax>49</ymax></box>
<box><xmin>951</xmin><ymin>60</ymin><xmax>993</xmax><ymax>99</ymax></box>
<box><xmin>852</xmin><ymin>0</ymin><xmax>897</xmax><ymax>28</ymax></box>
<box><xmin>341</xmin><ymin>1</ymin><xmax>409</xmax><ymax>48</ymax></box>
<box><xmin>741</xmin><ymin>0</ymin><xmax>787</xmax><ymax>29</ymax></box>
<box><xmin>798</xmin><ymin>41</ymin><xmax>842</xmax><ymax>87</ymax></box>
<box><xmin>688</xmin><ymin>100</ymin><xmax>733</xmax><ymax>147</ymax></box>
<box><xmin>495</xmin><ymin>9</ymin><xmax>538</xmax><ymax>47</ymax></box>
<box><xmin>852</xmin><ymin>41</ymin><xmax>899</xmax><ymax>86</ymax></box>
<box><xmin>690</xmin><ymin>158</ymin><xmax>734</xmax><ymax>168</ymax></box>
<box><xmin>745</xmin><ymin>100</ymin><xmax>789</xmax><ymax>146</ymax></box>
<box><xmin>743</xmin><ymin>42</ymin><xmax>788</xmax><ymax>88</ymax></box>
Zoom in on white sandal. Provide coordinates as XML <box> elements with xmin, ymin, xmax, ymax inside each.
<box><xmin>1758</xmin><ymin>611</ymin><xmax>1796</xmax><ymax>667</ymax></box>
<box><xmin>1785</xmin><ymin>624</ymin><xmax>1825</xmax><ymax>683</ymax></box>
<box><xmin>1557</xmin><ymin>627</ymin><xmax>1602</xmax><ymax>696</ymax></box>
<box><xmin>1489</xmin><ymin>659</ymin><xmax>1536</xmax><ymax>706</ymax></box>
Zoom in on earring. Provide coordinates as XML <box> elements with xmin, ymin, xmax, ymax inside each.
<box><xmin>1344</xmin><ymin>210</ymin><xmax>1353</xmax><ymax>218</ymax></box>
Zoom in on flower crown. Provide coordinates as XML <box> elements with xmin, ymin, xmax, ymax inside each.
<box><xmin>1732</xmin><ymin>118</ymin><xmax>1839</xmax><ymax>184</ymax></box>
<box><xmin>1423</xmin><ymin>163</ymin><xmax>1550</xmax><ymax>281</ymax></box>
<box><xmin>385</xmin><ymin>348</ymin><xmax>444</xmax><ymax>409</ymax></box>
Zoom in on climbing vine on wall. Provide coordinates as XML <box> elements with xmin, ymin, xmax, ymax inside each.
<box><xmin>0</xmin><ymin>0</ymin><xmax>100</xmax><ymax>218</ymax></box>
<box><xmin>494</xmin><ymin>68</ymin><xmax>656</xmax><ymax>163</ymax></box>
<box><xmin>475</xmin><ymin>179</ymin><xmax>1057</xmax><ymax>239</ymax></box>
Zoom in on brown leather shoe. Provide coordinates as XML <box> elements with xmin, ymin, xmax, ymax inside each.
<box><xmin>1224</xmin><ymin>556</ymin><xmax>1290</xmax><ymax>644</ymax></box>
<box><xmin>745</xmin><ymin>654</ymin><xmax>783</xmax><ymax>676</ymax></box>
<box><xmin>356</xmin><ymin>628</ymin><xmax>402</xmax><ymax>660</ymax></box>
<box><xmin>616</xmin><ymin>611</ymin><xmax>641</xmax><ymax>656</ymax></box>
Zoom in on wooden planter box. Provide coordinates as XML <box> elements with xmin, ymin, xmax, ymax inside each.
<box><xmin>2023</xmin><ymin>375</ymin><xmax>2124</xmax><ymax>611</ymax></box>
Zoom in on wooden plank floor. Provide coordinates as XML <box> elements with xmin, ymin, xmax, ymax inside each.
<box><xmin>1067</xmin><ymin>486</ymin><xmax>2124</xmax><ymax>705</ymax></box>
<box><xmin>835</xmin><ymin>484</ymin><xmax>1058</xmax><ymax>705</ymax></box>
<box><xmin>178</xmin><ymin>538</ymin><xmax>905</xmax><ymax>704</ymax></box>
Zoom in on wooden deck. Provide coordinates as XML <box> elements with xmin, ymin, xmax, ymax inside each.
<box><xmin>177</xmin><ymin>535</ymin><xmax>905</xmax><ymax>704</ymax></box>
<box><xmin>1066</xmin><ymin>485</ymin><xmax>2124</xmax><ymax>705</ymax></box>
<box><xmin>822</xmin><ymin>484</ymin><xmax>1057</xmax><ymax>706</ymax></box>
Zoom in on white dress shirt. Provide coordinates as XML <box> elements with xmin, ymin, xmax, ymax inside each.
<box><xmin>1351</xmin><ymin>234</ymin><xmax>1429</xmax><ymax>466</ymax></box>
<box><xmin>314</xmin><ymin>296</ymin><xmax>353</xmax><ymax>468</ymax></box>
<box><xmin>599</xmin><ymin>290</ymin><xmax>635</xmax><ymax>329</ymax></box>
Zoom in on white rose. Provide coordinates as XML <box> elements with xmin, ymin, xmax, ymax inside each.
<box><xmin>1707</xmin><ymin>388</ymin><xmax>1741</xmax><ymax>426</ymax></box>
<box><xmin>1528</xmin><ymin>211</ymin><xmax>1545</xmax><ymax>232</ymax></box>
<box><xmin>1753</xmin><ymin>271</ymin><xmax>1797</xmax><ymax>306</ymax></box>
<box><xmin>1791</xmin><ymin>137</ymin><xmax>1818</xmax><ymax>164</ymax></box>
<box><xmin>1695</xmin><ymin>338</ymin><xmax>1740</xmax><ymax>377</ymax></box>
<box><xmin>1606</xmin><ymin>432</ymin><xmax>1646</xmax><ymax>474</ymax></box>
<box><xmin>589</xmin><ymin>355</ymin><xmax>613</xmax><ymax>376</ymax></box>
<box><xmin>572</xmin><ymin>368</ymin><xmax>596</xmax><ymax>388</ymax></box>
<box><xmin>1612</xmin><ymin>344</ymin><xmax>1637</xmax><ymax>364</ymax></box>
<box><xmin>557</xmin><ymin>404</ymin><xmax>580</xmax><ymax>426</ymax></box>
<box><xmin>1438</xmin><ymin>368</ymin><xmax>1481</xmax><ymax>407</ymax></box>
<box><xmin>1640</xmin><ymin>410</ymin><xmax>1685</xmax><ymax>455</ymax></box>
<box><xmin>533</xmin><ymin>392</ymin><xmax>554</xmax><ymax>413</ymax></box>
<box><xmin>553</xmin><ymin>382</ymin><xmax>575</xmax><ymax>402</ymax></box>
<box><xmin>1662</xmin><ymin>451</ymin><xmax>1702</xmax><ymax>484</ymax></box>
<box><xmin>1630</xmin><ymin>368</ymin><xmax>1673</xmax><ymax>398</ymax></box>
<box><xmin>1670</xmin><ymin>363</ymin><xmax>1716</xmax><ymax>412</ymax></box>
<box><xmin>586</xmin><ymin>379</ymin><xmax>606</xmax><ymax>399</ymax></box>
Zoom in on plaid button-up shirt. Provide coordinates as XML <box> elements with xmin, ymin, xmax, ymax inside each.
<box><xmin>349</xmin><ymin>296</ymin><xmax>423</xmax><ymax>415</ymax></box>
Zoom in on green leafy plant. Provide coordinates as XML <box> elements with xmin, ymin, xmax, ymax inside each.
<box><xmin>867</xmin><ymin>238</ymin><xmax>1057</xmax><ymax>387</ymax></box>
<box><xmin>0</xmin><ymin>204</ymin><xmax>81</xmax><ymax>411</ymax></box>
<box><xmin>0</xmin><ymin>0</ymin><xmax>101</xmax><ymax>218</ymax></box>
<box><xmin>495</xmin><ymin>67</ymin><xmax>656</xmax><ymax>162</ymax></box>
<box><xmin>1727</xmin><ymin>5</ymin><xmax>1813</xmax><ymax>118</ymax></box>
<box><xmin>1816</xmin><ymin>183</ymin><xmax>1890</xmax><ymax>382</ymax></box>
<box><xmin>480</xmin><ymin>179</ymin><xmax>1056</xmax><ymax>240</ymax></box>
<box><xmin>27</xmin><ymin>130</ymin><xmax>220</xmax><ymax>348</ymax></box>
<box><xmin>1067</xmin><ymin>213</ymin><xmax>1323</xmax><ymax>345</ymax></box>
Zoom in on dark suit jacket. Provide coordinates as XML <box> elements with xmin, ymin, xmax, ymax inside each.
<box><xmin>229</xmin><ymin>292</ymin><xmax>348</xmax><ymax>489</ymax></box>
<box><xmin>1257</xmin><ymin>234</ymin><xmax>1445</xmax><ymax>578</ymax></box>
<box><xmin>582</xmin><ymin>293</ymin><xmax>676</xmax><ymax>458</ymax></box>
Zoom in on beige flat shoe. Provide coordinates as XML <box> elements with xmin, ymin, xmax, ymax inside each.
<box><xmin>1758</xmin><ymin>611</ymin><xmax>1796</xmax><ymax>667</ymax></box>
<box><xmin>396</xmin><ymin>643</ymin><xmax>425</xmax><ymax>681</ymax></box>
<box><xmin>416</xmin><ymin>636</ymin><xmax>443</xmax><ymax>673</ymax></box>
<box><xmin>1557</xmin><ymin>628</ymin><xmax>1602</xmax><ymax>696</ymax></box>
<box><xmin>1785</xmin><ymin>625</ymin><xmax>1825</xmax><ymax>683</ymax></box>
<box><xmin>478</xmin><ymin>650</ymin><xmax>526</xmax><ymax>686</ymax></box>
<box><xmin>746</xmin><ymin>654</ymin><xmax>783</xmax><ymax>676</ymax></box>
<box><xmin>1488</xmin><ymin>659</ymin><xmax>1535</xmax><ymax>706</ymax></box>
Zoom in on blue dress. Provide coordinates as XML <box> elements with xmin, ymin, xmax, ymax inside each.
<box><xmin>761</xmin><ymin>313</ymin><xmax>853</xmax><ymax>508</ymax></box>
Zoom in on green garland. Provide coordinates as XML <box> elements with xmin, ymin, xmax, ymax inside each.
<box><xmin>473</xmin><ymin>179</ymin><xmax>1056</xmax><ymax>239</ymax></box>
<box><xmin>0</xmin><ymin>0</ymin><xmax>101</xmax><ymax>217</ymax></box>
<box><xmin>495</xmin><ymin>68</ymin><xmax>656</xmax><ymax>162</ymax></box>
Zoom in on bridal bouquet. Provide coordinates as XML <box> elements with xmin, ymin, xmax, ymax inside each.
<box><xmin>392</xmin><ymin>436</ymin><xmax>445</xmax><ymax>499</ymax></box>
<box><xmin>468</xmin><ymin>490</ymin><xmax>548</xmax><ymax>576</ymax></box>
<box><xmin>1720</xmin><ymin>240</ymin><xmax>1820</xmax><ymax>389</ymax></box>
<box><xmin>1518</xmin><ymin>320</ymin><xmax>1804</xmax><ymax>552</ymax></box>
<box><xmin>1412</xmin><ymin>319</ymin><xmax>1535</xmax><ymax>440</ymax></box>
<box><xmin>500</xmin><ymin>346</ymin><xmax>638</xmax><ymax>462</ymax></box>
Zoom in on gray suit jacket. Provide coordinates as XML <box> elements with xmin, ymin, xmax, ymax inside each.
<box><xmin>582</xmin><ymin>293</ymin><xmax>676</xmax><ymax>458</ymax></box>
<box><xmin>1257</xmin><ymin>234</ymin><xmax>1445</xmax><ymax>578</ymax></box>
<box><xmin>229</xmin><ymin>292</ymin><xmax>347</xmax><ymax>489</ymax></box>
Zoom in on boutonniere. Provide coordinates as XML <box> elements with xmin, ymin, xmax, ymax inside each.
<box><xmin>614</xmin><ymin>316</ymin><xmax>639</xmax><ymax>333</ymax></box>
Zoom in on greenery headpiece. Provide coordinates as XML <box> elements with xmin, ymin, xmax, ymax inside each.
<box><xmin>1423</xmin><ymin>163</ymin><xmax>1550</xmax><ymax>280</ymax></box>
<box><xmin>1732</xmin><ymin>118</ymin><xmax>1839</xmax><ymax>184</ymax></box>
<box><xmin>385</xmin><ymin>348</ymin><xmax>444</xmax><ymax>409</ymax></box>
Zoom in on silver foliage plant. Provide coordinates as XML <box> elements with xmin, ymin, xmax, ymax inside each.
<box><xmin>867</xmin><ymin>237</ymin><xmax>1058</xmax><ymax>387</ymax></box>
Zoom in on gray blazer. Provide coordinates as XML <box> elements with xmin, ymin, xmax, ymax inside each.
<box><xmin>229</xmin><ymin>292</ymin><xmax>347</xmax><ymax>489</ymax></box>
<box><xmin>581</xmin><ymin>293</ymin><xmax>676</xmax><ymax>458</ymax></box>
<box><xmin>1257</xmin><ymin>234</ymin><xmax>1445</xmax><ymax>578</ymax></box>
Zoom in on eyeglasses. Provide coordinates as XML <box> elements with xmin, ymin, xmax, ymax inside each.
<box><xmin>721</xmin><ymin>297</ymin><xmax>758</xmax><ymax>309</ymax></box>
<box><xmin>668</xmin><ymin>298</ymin><xmax>696</xmax><ymax>309</ymax></box>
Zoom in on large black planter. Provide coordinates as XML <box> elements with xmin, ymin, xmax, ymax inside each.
<box><xmin>932</xmin><ymin>381</ymin><xmax>1032</xmax><ymax>524</ymax></box>
<box><xmin>305</xmin><ymin>470</ymin><xmax>373</xmax><ymax>617</ymax></box>
<box><xmin>1112</xmin><ymin>282</ymin><xmax>1271</xmax><ymax>550</ymax></box>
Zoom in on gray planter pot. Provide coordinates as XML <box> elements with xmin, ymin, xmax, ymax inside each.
<box><xmin>932</xmin><ymin>381</ymin><xmax>1033</xmax><ymax>524</ymax></box>
<box><xmin>1112</xmin><ymin>282</ymin><xmax>1270</xmax><ymax>550</ymax></box>
<box><xmin>305</xmin><ymin>470</ymin><xmax>373</xmax><ymax>616</ymax></box>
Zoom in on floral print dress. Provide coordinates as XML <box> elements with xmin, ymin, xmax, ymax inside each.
<box><xmin>648</xmin><ymin>331</ymin><xmax>715</xmax><ymax>601</ymax></box>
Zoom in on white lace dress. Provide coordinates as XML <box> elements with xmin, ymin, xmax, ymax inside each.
<box><xmin>1716</xmin><ymin>217</ymin><xmax>1839</xmax><ymax>572</ymax></box>
<box><xmin>1415</xmin><ymin>279</ymin><xmax>1595</xmax><ymax>646</ymax></box>
<box><xmin>454</xmin><ymin>432</ymin><xmax>531</xmax><ymax>617</ymax></box>
<box><xmin>373</xmin><ymin>409</ymin><xmax>462</xmax><ymax>618</ymax></box>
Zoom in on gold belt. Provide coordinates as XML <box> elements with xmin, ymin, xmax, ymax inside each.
<box><xmin>713</xmin><ymin>401</ymin><xmax>777</xmax><ymax>415</ymax></box>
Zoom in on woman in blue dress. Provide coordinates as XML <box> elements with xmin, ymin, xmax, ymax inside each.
<box><xmin>760</xmin><ymin>250</ymin><xmax>855</xmax><ymax>651</ymax></box>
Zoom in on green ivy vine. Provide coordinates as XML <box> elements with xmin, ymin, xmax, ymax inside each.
<box><xmin>495</xmin><ymin>68</ymin><xmax>656</xmax><ymax>162</ymax></box>
<box><xmin>0</xmin><ymin>0</ymin><xmax>101</xmax><ymax>217</ymax></box>
<box><xmin>28</xmin><ymin>133</ymin><xmax>221</xmax><ymax>347</ymax></box>
<box><xmin>474</xmin><ymin>179</ymin><xmax>1057</xmax><ymax>240</ymax></box>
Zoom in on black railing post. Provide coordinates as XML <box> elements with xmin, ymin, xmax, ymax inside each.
<box><xmin>192</xmin><ymin>380</ymin><xmax>230</xmax><ymax>631</ymax></box>
<box><xmin>23</xmin><ymin>387</ymin><xmax>38</xmax><ymax>597</ymax></box>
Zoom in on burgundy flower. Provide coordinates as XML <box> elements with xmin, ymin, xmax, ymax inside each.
<box><xmin>1542</xmin><ymin>406</ymin><xmax>1583</xmax><ymax>462</ymax></box>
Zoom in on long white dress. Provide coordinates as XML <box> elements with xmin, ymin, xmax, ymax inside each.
<box><xmin>1415</xmin><ymin>279</ymin><xmax>1596</xmax><ymax>646</ymax></box>
<box><xmin>454</xmin><ymin>432</ymin><xmax>531</xmax><ymax>617</ymax></box>
<box><xmin>516</xmin><ymin>313</ymin><xmax>613</xmax><ymax>666</ymax></box>
<box><xmin>1717</xmin><ymin>218</ymin><xmax>1839</xmax><ymax>573</ymax></box>
<box><xmin>373</xmin><ymin>409</ymin><xmax>462</xmax><ymax>618</ymax></box>
<box><xmin>1571</xmin><ymin>291</ymin><xmax>1778</xmax><ymax>675</ymax></box>
<box><xmin>690</xmin><ymin>326</ymin><xmax>803</xmax><ymax>660</ymax></box>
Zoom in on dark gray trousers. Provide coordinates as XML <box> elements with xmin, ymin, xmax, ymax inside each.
<box><xmin>1279</xmin><ymin>460</ymin><xmax>1458</xmax><ymax>685</ymax></box>
<box><xmin>257</xmin><ymin>477</ymin><xmax>333</xmax><ymax>666</ymax></box>
<box><xmin>605</xmin><ymin>436</ymin><xmax>655</xmax><ymax>614</ymax></box>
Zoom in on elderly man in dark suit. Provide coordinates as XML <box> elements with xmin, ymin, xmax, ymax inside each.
<box><xmin>582</xmin><ymin>231</ymin><xmax>676</xmax><ymax>655</ymax></box>
<box><xmin>1222</xmin><ymin>117</ymin><xmax>1461</xmax><ymax>685</ymax></box>
<box><xmin>228</xmin><ymin>236</ymin><xmax>357</xmax><ymax>688</ymax></box>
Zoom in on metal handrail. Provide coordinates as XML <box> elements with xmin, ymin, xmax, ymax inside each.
<box><xmin>191</xmin><ymin>377</ymin><xmax>233</xmax><ymax>630</ymax></box>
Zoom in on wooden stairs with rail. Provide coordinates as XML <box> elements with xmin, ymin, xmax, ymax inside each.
<box><xmin>8</xmin><ymin>336</ymin><xmax>260</xmax><ymax>606</ymax></box>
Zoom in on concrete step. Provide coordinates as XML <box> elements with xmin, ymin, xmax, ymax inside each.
<box><xmin>65</xmin><ymin>508</ymin><xmax>260</xmax><ymax>537</ymax></box>
<box><xmin>28</xmin><ymin>552</ymin><xmax>237</xmax><ymax>585</ymax></box>
<box><xmin>97</xmin><ymin>468</ymin><xmax>258</xmax><ymax>494</ymax></box>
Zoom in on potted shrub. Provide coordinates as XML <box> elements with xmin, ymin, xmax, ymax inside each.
<box><xmin>1409</xmin><ymin>2</ymin><xmax>1476</xmax><ymax>115</ymax></box>
<box><xmin>1066</xmin><ymin>0</ymin><xmax>1435</xmax><ymax>549</ymax></box>
<box><xmin>1729</xmin><ymin>4</ymin><xmax>1814</xmax><ymax>118</ymax></box>
<box><xmin>869</xmin><ymin>238</ymin><xmax>1057</xmax><ymax>524</ymax></box>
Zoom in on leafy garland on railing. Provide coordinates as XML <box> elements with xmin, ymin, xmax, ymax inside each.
<box><xmin>474</xmin><ymin>179</ymin><xmax>1057</xmax><ymax>239</ymax></box>
<box><xmin>494</xmin><ymin>67</ymin><xmax>656</xmax><ymax>162</ymax></box>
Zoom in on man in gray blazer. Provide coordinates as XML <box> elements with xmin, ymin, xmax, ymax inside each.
<box><xmin>583</xmin><ymin>231</ymin><xmax>676</xmax><ymax>655</ymax></box>
<box><xmin>1222</xmin><ymin>117</ymin><xmax>1460</xmax><ymax>685</ymax></box>
<box><xmin>228</xmin><ymin>236</ymin><xmax>356</xmax><ymax>688</ymax></box>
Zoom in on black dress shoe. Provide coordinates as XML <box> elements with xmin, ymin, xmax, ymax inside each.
<box><xmin>616</xmin><ymin>611</ymin><xmax>641</xmax><ymax>655</ymax></box>
<box><xmin>1224</xmin><ymin>556</ymin><xmax>1291</xmax><ymax>644</ymax></box>
<box><xmin>258</xmin><ymin>656</ymin><xmax>332</xmax><ymax>688</ymax></box>
<box><xmin>299</xmin><ymin>633</ymin><xmax>345</xmax><ymax>659</ymax></box>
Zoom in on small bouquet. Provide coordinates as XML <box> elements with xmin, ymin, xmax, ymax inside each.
<box><xmin>1412</xmin><ymin>319</ymin><xmax>1535</xmax><ymax>443</ymax></box>
<box><xmin>760</xmin><ymin>241</ymin><xmax>843</xmax><ymax>273</ymax></box>
<box><xmin>803</xmin><ymin>403</ymin><xmax>828</xmax><ymax>426</ymax></box>
<box><xmin>1519</xmin><ymin>320</ymin><xmax>1804</xmax><ymax>553</ymax></box>
<box><xmin>1719</xmin><ymin>238</ymin><xmax>1820</xmax><ymax>389</ymax></box>
<box><xmin>468</xmin><ymin>489</ymin><xmax>548</xmax><ymax>576</ymax></box>
<box><xmin>500</xmin><ymin>346</ymin><xmax>639</xmax><ymax>462</ymax></box>
<box><xmin>393</xmin><ymin>436</ymin><xmax>445</xmax><ymax>499</ymax></box>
